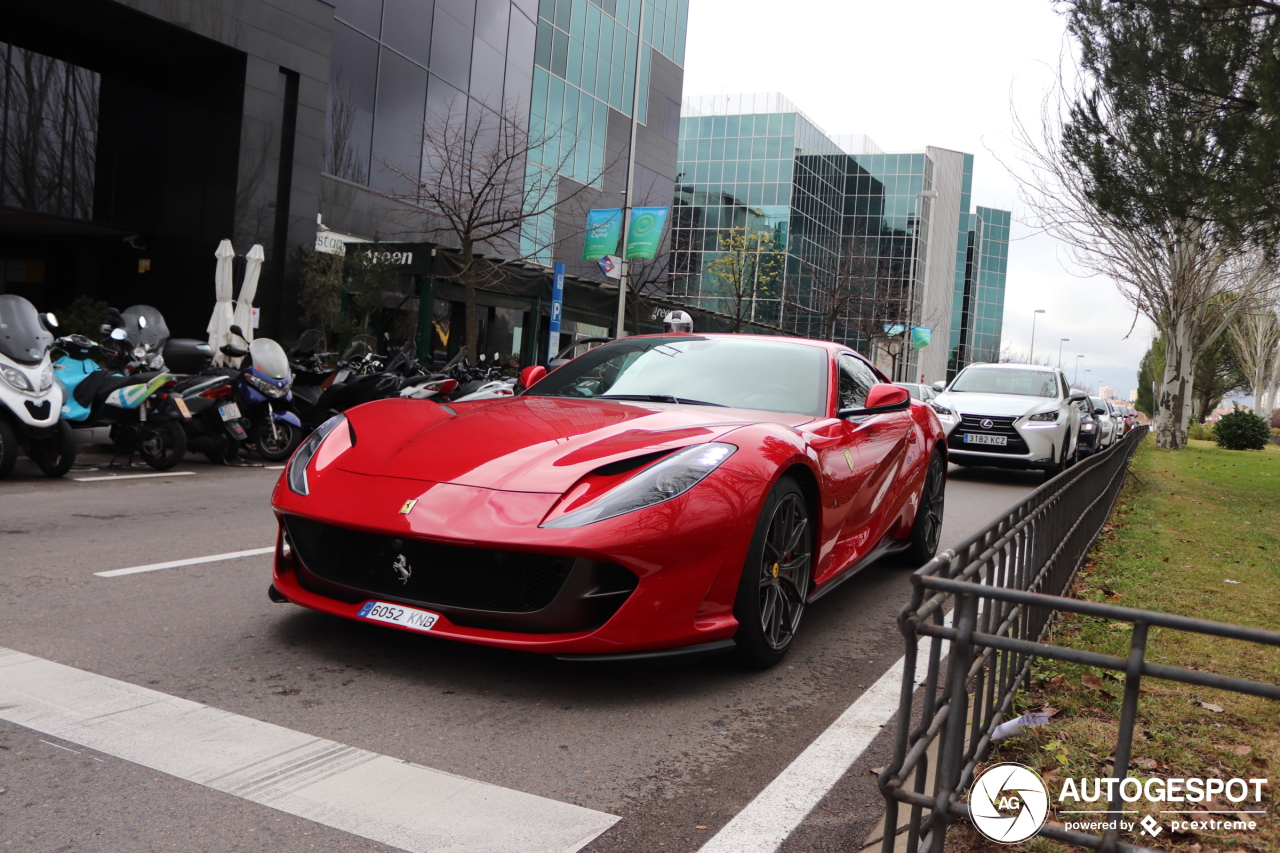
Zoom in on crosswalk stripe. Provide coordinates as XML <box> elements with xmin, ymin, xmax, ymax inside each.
<box><xmin>0</xmin><ymin>648</ymin><xmax>618</xmax><ymax>853</ymax></box>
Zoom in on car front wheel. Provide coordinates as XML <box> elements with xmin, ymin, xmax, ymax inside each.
<box><xmin>733</xmin><ymin>477</ymin><xmax>813</xmax><ymax>669</ymax></box>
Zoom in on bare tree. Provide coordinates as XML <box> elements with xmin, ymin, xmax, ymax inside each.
<box><xmin>380</xmin><ymin>100</ymin><xmax>607</xmax><ymax>353</ymax></box>
<box><xmin>809</xmin><ymin>235</ymin><xmax>886</xmax><ymax>342</ymax></box>
<box><xmin>1010</xmin><ymin>68</ymin><xmax>1277</xmax><ymax>449</ymax></box>
<box><xmin>1226</xmin><ymin>261</ymin><xmax>1280</xmax><ymax>412</ymax></box>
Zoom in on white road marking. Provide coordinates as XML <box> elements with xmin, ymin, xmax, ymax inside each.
<box><xmin>698</xmin><ymin>623</ymin><xmax>950</xmax><ymax>853</ymax></box>
<box><xmin>264</xmin><ymin>465</ymin><xmax>286</xmax><ymax>469</ymax></box>
<box><xmin>0</xmin><ymin>648</ymin><xmax>618</xmax><ymax>853</ymax></box>
<box><xmin>74</xmin><ymin>471</ymin><xmax>195</xmax><ymax>482</ymax></box>
<box><xmin>95</xmin><ymin>547</ymin><xmax>274</xmax><ymax>578</ymax></box>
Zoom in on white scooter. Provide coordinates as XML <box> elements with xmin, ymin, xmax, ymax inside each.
<box><xmin>0</xmin><ymin>294</ymin><xmax>76</xmax><ymax>478</ymax></box>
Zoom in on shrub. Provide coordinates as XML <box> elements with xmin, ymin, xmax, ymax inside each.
<box><xmin>1187</xmin><ymin>422</ymin><xmax>1216</xmax><ymax>441</ymax></box>
<box><xmin>1214</xmin><ymin>405</ymin><xmax>1271</xmax><ymax>450</ymax></box>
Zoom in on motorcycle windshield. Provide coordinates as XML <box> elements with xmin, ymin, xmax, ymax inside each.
<box><xmin>250</xmin><ymin>338</ymin><xmax>290</xmax><ymax>380</ymax></box>
<box><xmin>341</xmin><ymin>334</ymin><xmax>376</xmax><ymax>362</ymax></box>
<box><xmin>0</xmin><ymin>294</ymin><xmax>54</xmax><ymax>365</ymax></box>
<box><xmin>292</xmin><ymin>329</ymin><xmax>326</xmax><ymax>357</ymax></box>
<box><xmin>122</xmin><ymin>305</ymin><xmax>170</xmax><ymax>350</ymax></box>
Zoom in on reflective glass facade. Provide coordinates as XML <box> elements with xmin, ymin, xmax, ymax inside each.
<box><xmin>671</xmin><ymin>97</ymin><xmax>1009</xmax><ymax>383</ymax></box>
<box><xmin>948</xmin><ymin>205</ymin><xmax>1009</xmax><ymax>377</ymax></box>
<box><xmin>325</xmin><ymin>0</ymin><xmax>539</xmax><ymax>192</ymax></box>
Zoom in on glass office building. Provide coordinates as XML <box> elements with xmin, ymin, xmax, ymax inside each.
<box><xmin>948</xmin><ymin>206</ymin><xmax>1010</xmax><ymax>377</ymax></box>
<box><xmin>671</xmin><ymin>94</ymin><xmax>1007</xmax><ymax>383</ymax></box>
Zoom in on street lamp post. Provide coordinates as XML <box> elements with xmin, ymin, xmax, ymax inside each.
<box><xmin>1058</xmin><ymin>338</ymin><xmax>1069</xmax><ymax>369</ymax></box>
<box><xmin>1029</xmin><ymin>309</ymin><xmax>1045</xmax><ymax>362</ymax></box>
<box><xmin>1074</xmin><ymin>355</ymin><xmax>1085</xmax><ymax>387</ymax></box>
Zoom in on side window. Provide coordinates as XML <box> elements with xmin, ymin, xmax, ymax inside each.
<box><xmin>838</xmin><ymin>354</ymin><xmax>877</xmax><ymax>410</ymax></box>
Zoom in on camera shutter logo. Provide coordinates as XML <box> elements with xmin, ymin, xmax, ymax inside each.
<box><xmin>969</xmin><ymin>763</ymin><xmax>1049</xmax><ymax>843</ymax></box>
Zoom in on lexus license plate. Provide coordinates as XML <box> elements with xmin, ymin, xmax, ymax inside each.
<box><xmin>357</xmin><ymin>601</ymin><xmax>439</xmax><ymax>633</ymax></box>
<box><xmin>964</xmin><ymin>433</ymin><xmax>1008</xmax><ymax>446</ymax></box>
<box><xmin>218</xmin><ymin>402</ymin><xmax>241</xmax><ymax>421</ymax></box>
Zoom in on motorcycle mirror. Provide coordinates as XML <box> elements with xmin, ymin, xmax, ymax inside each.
<box><xmin>478</xmin><ymin>353</ymin><xmax>486</xmax><ymax>362</ymax></box>
<box><xmin>138</xmin><ymin>315</ymin><xmax>147</xmax><ymax>329</ymax></box>
<box><xmin>44</xmin><ymin>313</ymin><xmax>59</xmax><ymax>329</ymax></box>
<box><xmin>493</xmin><ymin>352</ymin><xmax>499</xmax><ymax>362</ymax></box>
<box><xmin>229</xmin><ymin>324</ymin><xmax>244</xmax><ymax>338</ymax></box>
<box><xmin>100</xmin><ymin>323</ymin><xmax>112</xmax><ymax>334</ymax></box>
<box><xmin>110</xmin><ymin>328</ymin><xmax>128</xmax><ymax>341</ymax></box>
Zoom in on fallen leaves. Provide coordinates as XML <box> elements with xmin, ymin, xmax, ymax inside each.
<box><xmin>1197</xmin><ymin>701</ymin><xmax>1225</xmax><ymax>713</ymax></box>
<box><xmin>1233</xmin><ymin>745</ymin><xmax>1252</xmax><ymax>757</ymax></box>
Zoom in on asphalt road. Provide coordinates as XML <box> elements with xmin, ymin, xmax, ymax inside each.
<box><xmin>0</xmin><ymin>448</ymin><xmax>1044</xmax><ymax>853</ymax></box>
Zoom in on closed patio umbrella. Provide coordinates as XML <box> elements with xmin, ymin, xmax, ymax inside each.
<box><xmin>208</xmin><ymin>239</ymin><xmax>236</xmax><ymax>366</ymax></box>
<box><xmin>232</xmin><ymin>244</ymin><xmax>264</xmax><ymax>347</ymax></box>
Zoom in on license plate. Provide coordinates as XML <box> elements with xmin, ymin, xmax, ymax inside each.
<box><xmin>356</xmin><ymin>601</ymin><xmax>439</xmax><ymax>633</ymax></box>
<box><xmin>964</xmin><ymin>433</ymin><xmax>1008</xmax><ymax>446</ymax></box>
<box><xmin>218</xmin><ymin>403</ymin><xmax>241</xmax><ymax>421</ymax></box>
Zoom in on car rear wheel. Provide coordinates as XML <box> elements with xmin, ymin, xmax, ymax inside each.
<box><xmin>733</xmin><ymin>477</ymin><xmax>813</xmax><ymax>669</ymax></box>
<box><xmin>900</xmin><ymin>449</ymin><xmax>945</xmax><ymax>566</ymax></box>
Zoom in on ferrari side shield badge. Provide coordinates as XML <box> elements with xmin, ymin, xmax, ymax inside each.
<box><xmin>399</xmin><ymin>499</ymin><xmax>417</xmax><ymax>514</ymax></box>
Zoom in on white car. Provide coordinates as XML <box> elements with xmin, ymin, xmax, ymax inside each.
<box><xmin>930</xmin><ymin>363</ymin><xmax>1088</xmax><ymax>479</ymax></box>
<box><xmin>1089</xmin><ymin>395</ymin><xmax>1118</xmax><ymax>449</ymax></box>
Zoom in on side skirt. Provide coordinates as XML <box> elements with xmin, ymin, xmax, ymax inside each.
<box><xmin>805</xmin><ymin>537</ymin><xmax>911</xmax><ymax>604</ymax></box>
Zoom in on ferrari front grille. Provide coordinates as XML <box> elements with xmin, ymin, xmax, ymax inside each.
<box><xmin>285</xmin><ymin>516</ymin><xmax>576</xmax><ymax>613</ymax></box>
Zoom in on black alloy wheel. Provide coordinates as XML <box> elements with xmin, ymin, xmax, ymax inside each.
<box><xmin>733</xmin><ymin>478</ymin><xmax>813</xmax><ymax>668</ymax></box>
<box><xmin>0</xmin><ymin>417</ymin><xmax>17</xmax><ymax>479</ymax></box>
<box><xmin>900</xmin><ymin>449</ymin><xmax>945</xmax><ymax>565</ymax></box>
<box><xmin>253</xmin><ymin>420</ymin><xmax>300</xmax><ymax>462</ymax></box>
<box><xmin>139</xmin><ymin>420</ymin><xmax>186</xmax><ymax>470</ymax></box>
<box><xmin>31</xmin><ymin>420</ymin><xmax>76</xmax><ymax>477</ymax></box>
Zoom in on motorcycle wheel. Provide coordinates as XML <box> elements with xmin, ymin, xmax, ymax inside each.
<box><xmin>0</xmin><ymin>417</ymin><xmax>17</xmax><ymax>479</ymax></box>
<box><xmin>139</xmin><ymin>420</ymin><xmax>186</xmax><ymax>470</ymax></box>
<box><xmin>32</xmin><ymin>421</ymin><xmax>77</xmax><ymax>478</ymax></box>
<box><xmin>253</xmin><ymin>420</ymin><xmax>300</xmax><ymax>462</ymax></box>
<box><xmin>204</xmin><ymin>431</ymin><xmax>241</xmax><ymax>465</ymax></box>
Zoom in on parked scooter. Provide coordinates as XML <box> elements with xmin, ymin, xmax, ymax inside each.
<box><xmin>153</xmin><ymin>337</ymin><xmax>251</xmax><ymax>464</ymax></box>
<box><xmin>0</xmin><ymin>295</ymin><xmax>76</xmax><ymax>478</ymax></box>
<box><xmin>219</xmin><ymin>325</ymin><xmax>302</xmax><ymax>461</ymax></box>
<box><xmin>54</xmin><ymin>330</ymin><xmax>186</xmax><ymax>470</ymax></box>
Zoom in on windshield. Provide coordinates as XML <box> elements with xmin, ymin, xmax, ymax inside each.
<box><xmin>341</xmin><ymin>335</ymin><xmax>377</xmax><ymax>362</ymax></box>
<box><xmin>529</xmin><ymin>336</ymin><xmax>829</xmax><ymax>416</ymax></box>
<box><xmin>0</xmin><ymin>294</ymin><xmax>53</xmax><ymax>365</ymax></box>
<box><xmin>292</xmin><ymin>329</ymin><xmax>327</xmax><ymax>357</ymax></box>
<box><xmin>122</xmin><ymin>305</ymin><xmax>170</xmax><ymax>351</ymax></box>
<box><xmin>249</xmin><ymin>338</ymin><xmax>290</xmax><ymax>379</ymax></box>
<box><xmin>950</xmin><ymin>367</ymin><xmax>1059</xmax><ymax>399</ymax></box>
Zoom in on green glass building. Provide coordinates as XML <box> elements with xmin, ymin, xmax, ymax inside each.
<box><xmin>671</xmin><ymin>94</ymin><xmax>1009</xmax><ymax>383</ymax></box>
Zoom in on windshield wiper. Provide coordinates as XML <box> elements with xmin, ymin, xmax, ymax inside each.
<box><xmin>598</xmin><ymin>394</ymin><xmax>727</xmax><ymax>407</ymax></box>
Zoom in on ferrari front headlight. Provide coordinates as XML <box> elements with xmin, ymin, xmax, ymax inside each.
<box><xmin>286</xmin><ymin>414</ymin><xmax>354</xmax><ymax>496</ymax></box>
<box><xmin>542</xmin><ymin>442</ymin><xmax>737</xmax><ymax>528</ymax></box>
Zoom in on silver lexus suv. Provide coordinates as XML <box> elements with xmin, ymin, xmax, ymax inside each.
<box><xmin>931</xmin><ymin>363</ymin><xmax>1088</xmax><ymax>478</ymax></box>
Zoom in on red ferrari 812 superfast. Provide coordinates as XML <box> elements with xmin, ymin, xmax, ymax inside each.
<box><xmin>269</xmin><ymin>334</ymin><xmax>947</xmax><ymax>667</ymax></box>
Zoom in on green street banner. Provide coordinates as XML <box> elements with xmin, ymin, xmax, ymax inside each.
<box><xmin>582</xmin><ymin>208</ymin><xmax>622</xmax><ymax>261</ymax></box>
<box><xmin>911</xmin><ymin>326</ymin><xmax>932</xmax><ymax>350</ymax></box>
<box><xmin>624</xmin><ymin>207</ymin><xmax>669</xmax><ymax>259</ymax></box>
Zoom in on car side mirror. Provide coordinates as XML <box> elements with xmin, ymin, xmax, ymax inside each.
<box><xmin>519</xmin><ymin>365</ymin><xmax>546</xmax><ymax>389</ymax></box>
<box><xmin>1093</xmin><ymin>406</ymin><xmax>1106</xmax><ymax>415</ymax></box>
<box><xmin>931</xmin><ymin>380</ymin><xmax>946</xmax><ymax>392</ymax></box>
<box><xmin>839</xmin><ymin>383</ymin><xmax>911</xmax><ymax>418</ymax></box>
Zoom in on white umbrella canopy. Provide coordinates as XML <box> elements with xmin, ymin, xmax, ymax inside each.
<box><xmin>232</xmin><ymin>244</ymin><xmax>265</xmax><ymax>346</ymax></box>
<box><xmin>208</xmin><ymin>239</ymin><xmax>237</xmax><ymax>367</ymax></box>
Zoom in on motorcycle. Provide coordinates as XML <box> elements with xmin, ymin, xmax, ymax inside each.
<box><xmin>154</xmin><ymin>337</ymin><xmax>251</xmax><ymax>465</ymax></box>
<box><xmin>0</xmin><ymin>295</ymin><xmax>76</xmax><ymax>478</ymax></box>
<box><xmin>220</xmin><ymin>325</ymin><xmax>302</xmax><ymax>462</ymax></box>
<box><xmin>54</xmin><ymin>329</ymin><xmax>186</xmax><ymax>470</ymax></box>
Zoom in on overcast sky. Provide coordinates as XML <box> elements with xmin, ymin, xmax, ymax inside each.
<box><xmin>681</xmin><ymin>0</ymin><xmax>1154</xmax><ymax>399</ymax></box>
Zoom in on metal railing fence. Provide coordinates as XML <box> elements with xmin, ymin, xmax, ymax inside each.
<box><xmin>878</xmin><ymin>426</ymin><xmax>1280</xmax><ymax>853</ymax></box>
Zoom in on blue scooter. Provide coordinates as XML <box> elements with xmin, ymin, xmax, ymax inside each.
<box><xmin>220</xmin><ymin>325</ymin><xmax>302</xmax><ymax>462</ymax></box>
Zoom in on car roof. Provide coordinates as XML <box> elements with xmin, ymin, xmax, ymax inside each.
<box><xmin>624</xmin><ymin>332</ymin><xmax>846</xmax><ymax>355</ymax></box>
<box><xmin>962</xmin><ymin>362</ymin><xmax>1058</xmax><ymax>373</ymax></box>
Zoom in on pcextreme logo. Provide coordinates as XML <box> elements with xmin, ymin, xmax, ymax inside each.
<box><xmin>970</xmin><ymin>763</ymin><xmax>1050</xmax><ymax>843</ymax></box>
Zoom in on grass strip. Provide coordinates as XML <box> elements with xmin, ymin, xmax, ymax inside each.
<box><xmin>950</xmin><ymin>438</ymin><xmax>1280</xmax><ymax>853</ymax></box>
